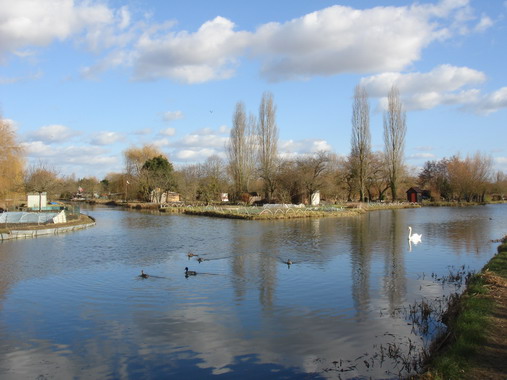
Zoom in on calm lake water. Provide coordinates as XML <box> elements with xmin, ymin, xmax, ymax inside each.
<box><xmin>1</xmin><ymin>204</ymin><xmax>506</xmax><ymax>379</ymax></box>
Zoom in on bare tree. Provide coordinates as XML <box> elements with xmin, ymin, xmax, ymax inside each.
<box><xmin>24</xmin><ymin>161</ymin><xmax>60</xmax><ymax>210</ymax></box>
<box><xmin>0</xmin><ymin>117</ymin><xmax>24</xmax><ymax>207</ymax></box>
<box><xmin>296</xmin><ymin>151</ymin><xmax>330</xmax><ymax>203</ymax></box>
<box><xmin>351</xmin><ymin>84</ymin><xmax>371</xmax><ymax>202</ymax></box>
<box><xmin>196</xmin><ymin>155</ymin><xmax>229</xmax><ymax>204</ymax></box>
<box><xmin>123</xmin><ymin>144</ymin><xmax>163</xmax><ymax>200</ymax></box>
<box><xmin>447</xmin><ymin>152</ymin><xmax>492</xmax><ymax>202</ymax></box>
<box><xmin>226</xmin><ymin>102</ymin><xmax>256</xmax><ymax>201</ymax></box>
<box><xmin>257</xmin><ymin>91</ymin><xmax>279</xmax><ymax>201</ymax></box>
<box><xmin>383</xmin><ymin>86</ymin><xmax>407</xmax><ymax>201</ymax></box>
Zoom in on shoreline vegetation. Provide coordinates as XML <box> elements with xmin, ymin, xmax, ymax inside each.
<box><xmin>417</xmin><ymin>237</ymin><xmax>507</xmax><ymax>379</ymax></box>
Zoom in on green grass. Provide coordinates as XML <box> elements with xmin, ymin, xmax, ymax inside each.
<box><xmin>422</xmin><ymin>239</ymin><xmax>507</xmax><ymax>379</ymax></box>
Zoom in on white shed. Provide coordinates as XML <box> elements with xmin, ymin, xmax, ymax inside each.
<box><xmin>27</xmin><ymin>192</ymin><xmax>47</xmax><ymax>209</ymax></box>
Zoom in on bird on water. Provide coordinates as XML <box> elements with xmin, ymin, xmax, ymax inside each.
<box><xmin>140</xmin><ymin>270</ymin><xmax>149</xmax><ymax>278</ymax></box>
<box><xmin>408</xmin><ymin>226</ymin><xmax>422</xmax><ymax>243</ymax></box>
<box><xmin>185</xmin><ymin>267</ymin><xmax>197</xmax><ymax>276</ymax></box>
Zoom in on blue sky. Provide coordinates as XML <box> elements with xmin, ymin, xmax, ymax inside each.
<box><xmin>1</xmin><ymin>0</ymin><xmax>506</xmax><ymax>179</ymax></box>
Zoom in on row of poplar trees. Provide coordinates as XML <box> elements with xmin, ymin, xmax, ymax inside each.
<box><xmin>226</xmin><ymin>86</ymin><xmax>407</xmax><ymax>203</ymax></box>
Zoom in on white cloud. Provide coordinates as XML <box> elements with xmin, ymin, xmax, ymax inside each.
<box><xmin>90</xmin><ymin>131</ymin><xmax>125</xmax><ymax>145</ymax></box>
<box><xmin>175</xmin><ymin>133</ymin><xmax>228</xmax><ymax>149</ymax></box>
<box><xmin>28</xmin><ymin>124</ymin><xmax>80</xmax><ymax>143</ymax></box>
<box><xmin>80</xmin><ymin>50</ymin><xmax>130</xmax><ymax>79</ymax></box>
<box><xmin>125</xmin><ymin>0</ymin><xmax>488</xmax><ymax>83</ymax></box>
<box><xmin>360</xmin><ymin>65</ymin><xmax>507</xmax><ymax>114</ymax></box>
<box><xmin>21</xmin><ymin>140</ymin><xmax>120</xmax><ymax>177</ymax></box>
<box><xmin>175</xmin><ymin>148</ymin><xmax>222</xmax><ymax>161</ymax></box>
<box><xmin>162</xmin><ymin>111</ymin><xmax>183</xmax><ymax>122</ymax></box>
<box><xmin>279</xmin><ymin>139</ymin><xmax>333</xmax><ymax>155</ymax></box>
<box><xmin>159</xmin><ymin>127</ymin><xmax>176</xmax><ymax>136</ymax></box>
<box><xmin>133</xmin><ymin>16</ymin><xmax>250</xmax><ymax>83</ymax></box>
<box><xmin>361</xmin><ymin>64</ymin><xmax>485</xmax><ymax>98</ymax></box>
<box><xmin>474</xmin><ymin>15</ymin><xmax>493</xmax><ymax>32</ymax></box>
<box><xmin>468</xmin><ymin>87</ymin><xmax>507</xmax><ymax>115</ymax></box>
<box><xmin>249</xmin><ymin>0</ymin><xmax>479</xmax><ymax>82</ymax></box>
<box><xmin>165</xmin><ymin>127</ymin><xmax>230</xmax><ymax>162</ymax></box>
<box><xmin>0</xmin><ymin>0</ymin><xmax>115</xmax><ymax>58</ymax></box>
<box><xmin>153</xmin><ymin>138</ymin><xmax>171</xmax><ymax>148</ymax></box>
<box><xmin>20</xmin><ymin>140</ymin><xmax>54</xmax><ymax>156</ymax></box>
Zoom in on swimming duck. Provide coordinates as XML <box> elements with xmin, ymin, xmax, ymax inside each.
<box><xmin>197</xmin><ymin>257</ymin><xmax>206</xmax><ymax>263</ymax></box>
<box><xmin>286</xmin><ymin>259</ymin><xmax>293</xmax><ymax>265</ymax></box>
<box><xmin>140</xmin><ymin>270</ymin><xmax>149</xmax><ymax>278</ymax></box>
<box><xmin>185</xmin><ymin>267</ymin><xmax>197</xmax><ymax>276</ymax></box>
<box><xmin>187</xmin><ymin>252</ymin><xmax>197</xmax><ymax>258</ymax></box>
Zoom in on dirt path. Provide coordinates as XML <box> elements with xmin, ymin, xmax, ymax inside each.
<box><xmin>464</xmin><ymin>273</ymin><xmax>507</xmax><ymax>379</ymax></box>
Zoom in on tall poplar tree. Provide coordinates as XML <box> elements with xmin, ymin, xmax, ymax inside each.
<box><xmin>226</xmin><ymin>102</ymin><xmax>256</xmax><ymax>200</ymax></box>
<box><xmin>257</xmin><ymin>92</ymin><xmax>279</xmax><ymax>201</ymax></box>
<box><xmin>351</xmin><ymin>85</ymin><xmax>371</xmax><ymax>202</ymax></box>
<box><xmin>383</xmin><ymin>86</ymin><xmax>407</xmax><ymax>201</ymax></box>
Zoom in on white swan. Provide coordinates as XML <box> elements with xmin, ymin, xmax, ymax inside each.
<box><xmin>408</xmin><ymin>226</ymin><xmax>422</xmax><ymax>244</ymax></box>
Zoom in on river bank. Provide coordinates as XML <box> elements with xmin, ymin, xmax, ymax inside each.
<box><xmin>419</xmin><ymin>237</ymin><xmax>507</xmax><ymax>379</ymax></box>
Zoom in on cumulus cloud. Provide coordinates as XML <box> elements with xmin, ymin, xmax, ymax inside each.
<box><xmin>360</xmin><ymin>65</ymin><xmax>507</xmax><ymax>114</ymax></box>
<box><xmin>132</xmin><ymin>16</ymin><xmax>250</xmax><ymax>83</ymax></box>
<box><xmin>90</xmin><ymin>131</ymin><xmax>125</xmax><ymax>145</ymax></box>
<box><xmin>162</xmin><ymin>111</ymin><xmax>183</xmax><ymax>122</ymax></box>
<box><xmin>28</xmin><ymin>124</ymin><xmax>80</xmax><ymax>143</ymax></box>
<box><xmin>129</xmin><ymin>1</ymin><xmax>471</xmax><ymax>83</ymax></box>
<box><xmin>0</xmin><ymin>0</ymin><xmax>115</xmax><ymax>59</ymax></box>
<box><xmin>361</xmin><ymin>65</ymin><xmax>486</xmax><ymax>98</ymax></box>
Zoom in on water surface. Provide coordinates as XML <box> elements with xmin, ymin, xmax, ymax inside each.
<box><xmin>1</xmin><ymin>204</ymin><xmax>506</xmax><ymax>379</ymax></box>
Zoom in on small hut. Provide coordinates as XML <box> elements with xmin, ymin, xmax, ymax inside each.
<box><xmin>406</xmin><ymin>187</ymin><xmax>423</xmax><ymax>203</ymax></box>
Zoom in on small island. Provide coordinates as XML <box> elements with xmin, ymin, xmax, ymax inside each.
<box><xmin>0</xmin><ymin>193</ymin><xmax>95</xmax><ymax>241</ymax></box>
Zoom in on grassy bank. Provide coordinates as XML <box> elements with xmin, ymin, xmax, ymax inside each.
<box><xmin>420</xmin><ymin>237</ymin><xmax>507</xmax><ymax>379</ymax></box>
